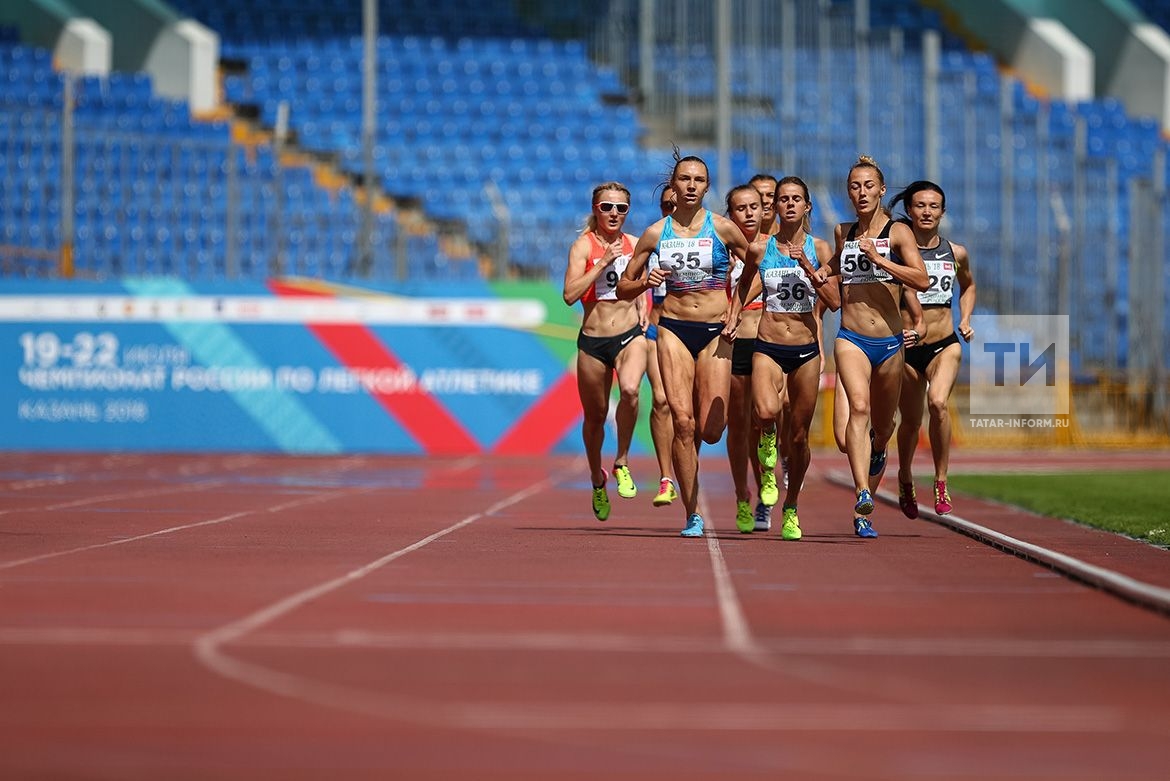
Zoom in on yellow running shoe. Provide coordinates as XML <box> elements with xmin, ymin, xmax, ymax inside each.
<box><xmin>759</xmin><ymin>466</ymin><xmax>779</xmax><ymax>507</ymax></box>
<box><xmin>757</xmin><ymin>430</ymin><xmax>778</xmax><ymax>470</ymax></box>
<box><xmin>735</xmin><ymin>500</ymin><xmax>754</xmax><ymax>533</ymax></box>
<box><xmin>781</xmin><ymin>506</ymin><xmax>802</xmax><ymax>541</ymax></box>
<box><xmin>613</xmin><ymin>464</ymin><xmax>637</xmax><ymax>499</ymax></box>
<box><xmin>652</xmin><ymin>477</ymin><xmax>677</xmax><ymax>507</ymax></box>
<box><xmin>592</xmin><ymin>470</ymin><xmax>610</xmax><ymax>521</ymax></box>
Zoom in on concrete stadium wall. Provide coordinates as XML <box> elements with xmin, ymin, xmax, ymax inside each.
<box><xmin>60</xmin><ymin>0</ymin><xmax>219</xmax><ymax>112</ymax></box>
<box><xmin>0</xmin><ymin>0</ymin><xmax>110</xmax><ymax>75</ymax></box>
<box><xmin>938</xmin><ymin>0</ymin><xmax>1094</xmax><ymax>101</ymax></box>
<box><xmin>941</xmin><ymin>0</ymin><xmax>1170</xmax><ymax>127</ymax></box>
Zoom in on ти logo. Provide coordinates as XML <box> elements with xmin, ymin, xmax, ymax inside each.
<box><xmin>969</xmin><ymin>315</ymin><xmax>1069</xmax><ymax>415</ymax></box>
<box><xmin>983</xmin><ymin>341</ymin><xmax>1056</xmax><ymax>387</ymax></box>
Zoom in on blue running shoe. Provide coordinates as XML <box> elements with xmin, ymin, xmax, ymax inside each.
<box><xmin>854</xmin><ymin>516</ymin><xmax>878</xmax><ymax>538</ymax></box>
<box><xmin>754</xmin><ymin>502</ymin><xmax>772</xmax><ymax>531</ymax></box>
<box><xmin>681</xmin><ymin>513</ymin><xmax>704</xmax><ymax>537</ymax></box>
<box><xmin>869</xmin><ymin>446</ymin><xmax>887</xmax><ymax>476</ymax></box>
<box><xmin>854</xmin><ymin>489</ymin><xmax>874</xmax><ymax>515</ymax></box>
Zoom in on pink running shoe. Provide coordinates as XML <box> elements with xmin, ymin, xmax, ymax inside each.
<box><xmin>652</xmin><ymin>477</ymin><xmax>677</xmax><ymax>507</ymax></box>
<box><xmin>898</xmin><ymin>482</ymin><xmax>919</xmax><ymax>519</ymax></box>
<box><xmin>934</xmin><ymin>480</ymin><xmax>953</xmax><ymax>515</ymax></box>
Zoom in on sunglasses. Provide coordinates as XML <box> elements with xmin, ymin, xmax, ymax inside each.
<box><xmin>597</xmin><ymin>201</ymin><xmax>629</xmax><ymax>214</ymax></box>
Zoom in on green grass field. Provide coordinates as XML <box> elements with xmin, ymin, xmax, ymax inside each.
<box><xmin>948</xmin><ymin>470</ymin><xmax>1170</xmax><ymax>547</ymax></box>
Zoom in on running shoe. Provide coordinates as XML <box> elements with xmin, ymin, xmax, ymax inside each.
<box><xmin>613</xmin><ymin>464</ymin><xmax>637</xmax><ymax>499</ymax></box>
<box><xmin>652</xmin><ymin>477</ymin><xmax>677</xmax><ymax>507</ymax></box>
<box><xmin>758</xmin><ymin>430</ymin><xmax>778</xmax><ymax>470</ymax></box>
<box><xmin>681</xmin><ymin>513</ymin><xmax>704</xmax><ymax>537</ymax></box>
<box><xmin>759</xmin><ymin>466</ymin><xmax>779</xmax><ymax>507</ymax></box>
<box><xmin>869</xmin><ymin>446</ymin><xmax>887</xmax><ymax>477</ymax></box>
<box><xmin>781</xmin><ymin>457</ymin><xmax>790</xmax><ymax>489</ymax></box>
<box><xmin>592</xmin><ymin>469</ymin><xmax>610</xmax><ymax>521</ymax></box>
<box><xmin>735</xmin><ymin>500</ymin><xmax>754</xmax><ymax>533</ymax></box>
<box><xmin>853</xmin><ymin>516</ymin><xmax>878</xmax><ymax>538</ymax></box>
<box><xmin>854</xmin><ymin>488</ymin><xmax>874</xmax><ymax>515</ymax></box>
<box><xmin>934</xmin><ymin>480</ymin><xmax>953</xmax><ymax>515</ymax></box>
<box><xmin>898</xmin><ymin>481</ymin><xmax>919</xmax><ymax>519</ymax></box>
<box><xmin>754</xmin><ymin>502</ymin><xmax>772</xmax><ymax>531</ymax></box>
<box><xmin>781</xmin><ymin>506</ymin><xmax>802</xmax><ymax>541</ymax></box>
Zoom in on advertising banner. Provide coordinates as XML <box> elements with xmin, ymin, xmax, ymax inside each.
<box><xmin>1</xmin><ymin>277</ymin><xmax>602</xmax><ymax>455</ymax></box>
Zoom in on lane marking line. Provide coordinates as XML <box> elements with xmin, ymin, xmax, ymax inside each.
<box><xmin>0</xmin><ymin>486</ymin><xmax>372</xmax><ymax>572</ymax></box>
<box><xmin>825</xmin><ymin>469</ymin><xmax>1170</xmax><ymax>616</ymax></box>
<box><xmin>0</xmin><ymin>483</ymin><xmax>212</xmax><ymax>518</ymax></box>
<box><xmin>192</xmin><ymin>478</ymin><xmax>553</xmax><ymax>720</ymax></box>
<box><xmin>695</xmin><ymin>496</ymin><xmax>769</xmax><ymax>665</ymax></box>
<box><xmin>12</xmin><ymin>627</ymin><xmax>1170</xmax><ymax>660</ymax></box>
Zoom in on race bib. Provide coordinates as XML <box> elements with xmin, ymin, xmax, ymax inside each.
<box><xmin>647</xmin><ymin>252</ymin><xmax>667</xmax><ymax>299</ymax></box>
<box><xmin>660</xmin><ymin>236</ymin><xmax>715</xmax><ymax>289</ymax></box>
<box><xmin>592</xmin><ymin>253</ymin><xmax>631</xmax><ymax>301</ymax></box>
<box><xmin>918</xmin><ymin>258</ymin><xmax>956</xmax><ymax>305</ymax></box>
<box><xmin>841</xmin><ymin>239</ymin><xmax>894</xmax><ymax>285</ymax></box>
<box><xmin>763</xmin><ymin>267</ymin><xmax>815</xmax><ymax>313</ymax></box>
<box><xmin>729</xmin><ymin>258</ymin><xmax>745</xmax><ymax>289</ymax></box>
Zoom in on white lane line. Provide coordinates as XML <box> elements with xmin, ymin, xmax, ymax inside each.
<box><xmin>8</xmin><ymin>626</ymin><xmax>1170</xmax><ymax>660</ymax></box>
<box><xmin>825</xmin><ymin>469</ymin><xmax>1170</xmax><ymax>615</ymax></box>
<box><xmin>445</xmin><ymin>701</ymin><xmax>1123</xmax><ymax>733</ymax></box>
<box><xmin>0</xmin><ymin>486</ymin><xmax>373</xmax><ymax>572</ymax></box>
<box><xmin>191</xmin><ymin>478</ymin><xmax>553</xmax><ymax>716</ymax></box>
<box><xmin>695</xmin><ymin>495</ymin><xmax>769</xmax><ymax>665</ymax></box>
<box><xmin>0</xmin><ymin>628</ymin><xmax>201</xmax><ymax>645</ymax></box>
<box><xmin>0</xmin><ymin>482</ymin><xmax>214</xmax><ymax>517</ymax></box>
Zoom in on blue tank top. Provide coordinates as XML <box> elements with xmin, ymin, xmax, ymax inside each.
<box><xmin>759</xmin><ymin>235</ymin><xmax>819</xmax><ymax>314</ymax></box>
<box><xmin>655</xmin><ymin>210</ymin><xmax>731</xmax><ymax>294</ymax></box>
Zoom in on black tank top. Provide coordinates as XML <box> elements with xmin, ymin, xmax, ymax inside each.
<box><xmin>845</xmin><ymin>219</ymin><xmax>904</xmax><ymax>284</ymax></box>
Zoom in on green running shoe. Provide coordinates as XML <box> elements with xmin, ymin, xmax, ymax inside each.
<box><xmin>735</xmin><ymin>500</ymin><xmax>754</xmax><ymax>533</ymax></box>
<box><xmin>781</xmin><ymin>506</ymin><xmax>802</xmax><ymax>541</ymax></box>
<box><xmin>592</xmin><ymin>470</ymin><xmax>610</xmax><ymax>521</ymax></box>
<box><xmin>757</xmin><ymin>430</ymin><xmax>778</xmax><ymax>469</ymax></box>
<box><xmin>613</xmin><ymin>464</ymin><xmax>637</xmax><ymax>499</ymax></box>
<box><xmin>759</xmin><ymin>466</ymin><xmax>779</xmax><ymax>507</ymax></box>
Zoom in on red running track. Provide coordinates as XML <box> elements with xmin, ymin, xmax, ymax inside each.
<box><xmin>0</xmin><ymin>450</ymin><xmax>1168</xmax><ymax>780</ymax></box>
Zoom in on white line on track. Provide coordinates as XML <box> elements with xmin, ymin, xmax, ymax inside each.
<box><xmin>823</xmin><ymin>469</ymin><xmax>1170</xmax><ymax>615</ymax></box>
<box><xmin>427</xmin><ymin>701</ymin><xmax>1123</xmax><ymax>733</ymax></box>
<box><xmin>10</xmin><ymin>626</ymin><xmax>1170</xmax><ymax>660</ymax></box>
<box><xmin>0</xmin><ymin>485</ymin><xmax>374</xmax><ymax>571</ymax></box>
<box><xmin>0</xmin><ymin>482</ymin><xmax>214</xmax><ymax>518</ymax></box>
<box><xmin>694</xmin><ymin>496</ymin><xmax>769</xmax><ymax>665</ymax></box>
<box><xmin>4</xmin><ymin>467</ymin><xmax>1135</xmax><ymax>736</ymax></box>
<box><xmin>191</xmin><ymin>477</ymin><xmax>554</xmax><ymax>723</ymax></box>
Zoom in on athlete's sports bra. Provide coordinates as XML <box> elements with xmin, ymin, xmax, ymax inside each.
<box><xmin>759</xmin><ymin>234</ymin><xmax>819</xmax><ymax>315</ymax></box>
<box><xmin>655</xmin><ymin>210</ymin><xmax>731</xmax><ymax>294</ymax></box>
<box><xmin>840</xmin><ymin>220</ymin><xmax>903</xmax><ymax>287</ymax></box>
<box><xmin>580</xmin><ymin>232</ymin><xmax>634</xmax><ymax>304</ymax></box>
<box><xmin>917</xmin><ymin>237</ymin><xmax>957</xmax><ymax>307</ymax></box>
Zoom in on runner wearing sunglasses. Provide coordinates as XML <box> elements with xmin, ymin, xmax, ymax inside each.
<box><xmin>563</xmin><ymin>182</ymin><xmax>647</xmax><ymax>521</ymax></box>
